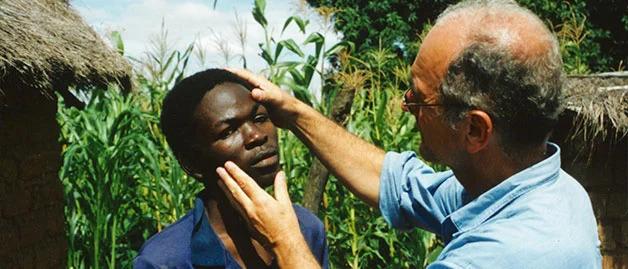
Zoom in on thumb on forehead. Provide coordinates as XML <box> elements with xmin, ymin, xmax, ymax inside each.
<box><xmin>251</xmin><ymin>88</ymin><xmax>266</xmax><ymax>102</ymax></box>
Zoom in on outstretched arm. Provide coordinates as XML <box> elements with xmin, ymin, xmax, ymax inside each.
<box><xmin>228</xmin><ymin>68</ymin><xmax>385</xmax><ymax>207</ymax></box>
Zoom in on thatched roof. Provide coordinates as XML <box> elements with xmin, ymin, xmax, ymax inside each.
<box><xmin>0</xmin><ymin>0</ymin><xmax>131</xmax><ymax>95</ymax></box>
<box><xmin>564</xmin><ymin>72</ymin><xmax>628</xmax><ymax>143</ymax></box>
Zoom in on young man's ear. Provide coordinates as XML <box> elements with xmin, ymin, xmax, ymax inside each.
<box><xmin>464</xmin><ymin>110</ymin><xmax>493</xmax><ymax>154</ymax></box>
<box><xmin>178</xmin><ymin>155</ymin><xmax>205</xmax><ymax>179</ymax></box>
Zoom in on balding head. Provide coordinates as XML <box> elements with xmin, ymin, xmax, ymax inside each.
<box><xmin>434</xmin><ymin>0</ymin><xmax>560</xmax><ymax>64</ymax></box>
<box><xmin>412</xmin><ymin>0</ymin><xmax>564</xmax><ymax>158</ymax></box>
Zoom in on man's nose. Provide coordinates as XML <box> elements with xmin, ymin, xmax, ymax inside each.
<box><xmin>401</xmin><ymin>101</ymin><xmax>409</xmax><ymax>112</ymax></box>
<box><xmin>242</xmin><ymin>122</ymin><xmax>267</xmax><ymax>150</ymax></box>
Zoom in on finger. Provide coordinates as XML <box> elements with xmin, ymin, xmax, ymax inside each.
<box><xmin>225</xmin><ymin>68</ymin><xmax>264</xmax><ymax>88</ymax></box>
<box><xmin>216</xmin><ymin>167</ymin><xmax>254</xmax><ymax>208</ymax></box>
<box><xmin>217</xmin><ymin>179</ymin><xmax>255</xmax><ymax>225</ymax></box>
<box><xmin>225</xmin><ymin>68</ymin><xmax>280</xmax><ymax>100</ymax></box>
<box><xmin>224</xmin><ymin>161</ymin><xmax>267</xmax><ymax>199</ymax></box>
<box><xmin>252</xmin><ymin>86</ymin><xmax>284</xmax><ymax>107</ymax></box>
<box><xmin>273</xmin><ymin>171</ymin><xmax>292</xmax><ymax>205</ymax></box>
<box><xmin>250</xmin><ymin>88</ymin><xmax>267</xmax><ymax>103</ymax></box>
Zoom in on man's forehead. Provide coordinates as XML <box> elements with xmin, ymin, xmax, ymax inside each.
<box><xmin>195</xmin><ymin>83</ymin><xmax>254</xmax><ymax>120</ymax></box>
<box><xmin>411</xmin><ymin>8</ymin><xmax>549</xmax><ymax>88</ymax></box>
<box><xmin>212</xmin><ymin>103</ymin><xmax>261</xmax><ymax>125</ymax></box>
<box><xmin>411</xmin><ymin>41</ymin><xmax>460</xmax><ymax>95</ymax></box>
<box><xmin>434</xmin><ymin>8</ymin><xmax>553</xmax><ymax>62</ymax></box>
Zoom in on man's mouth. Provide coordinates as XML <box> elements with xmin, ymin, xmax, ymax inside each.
<box><xmin>250</xmin><ymin>149</ymin><xmax>279</xmax><ymax>169</ymax></box>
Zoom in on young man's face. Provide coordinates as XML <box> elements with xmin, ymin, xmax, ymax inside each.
<box><xmin>192</xmin><ymin>82</ymin><xmax>280</xmax><ymax>188</ymax></box>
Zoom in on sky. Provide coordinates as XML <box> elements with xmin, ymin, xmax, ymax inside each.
<box><xmin>71</xmin><ymin>0</ymin><xmax>341</xmax><ymax>79</ymax></box>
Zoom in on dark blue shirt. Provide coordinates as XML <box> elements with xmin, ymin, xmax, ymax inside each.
<box><xmin>134</xmin><ymin>198</ymin><xmax>329</xmax><ymax>269</ymax></box>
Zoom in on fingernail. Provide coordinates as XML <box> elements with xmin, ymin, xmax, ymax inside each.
<box><xmin>251</xmin><ymin>90</ymin><xmax>261</xmax><ymax>98</ymax></box>
<box><xmin>216</xmin><ymin>167</ymin><xmax>225</xmax><ymax>175</ymax></box>
<box><xmin>224</xmin><ymin>161</ymin><xmax>235</xmax><ymax>169</ymax></box>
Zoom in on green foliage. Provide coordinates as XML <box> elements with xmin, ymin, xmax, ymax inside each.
<box><xmin>59</xmin><ymin>30</ymin><xmax>202</xmax><ymax>268</ymax></box>
<box><xmin>306</xmin><ymin>0</ymin><xmax>626</xmax><ymax>73</ymax></box>
<box><xmin>519</xmin><ymin>0</ymin><xmax>626</xmax><ymax>72</ymax></box>
<box><xmin>251</xmin><ymin>4</ymin><xmax>442</xmax><ymax>267</ymax></box>
<box><xmin>59</xmin><ymin>1</ymin><xmax>626</xmax><ymax>268</ymax></box>
<box><xmin>306</xmin><ymin>0</ymin><xmax>451</xmax><ymax>62</ymax></box>
<box><xmin>110</xmin><ymin>31</ymin><xmax>125</xmax><ymax>56</ymax></box>
<box><xmin>320</xmin><ymin>49</ymin><xmax>445</xmax><ymax>268</ymax></box>
<box><xmin>58</xmin><ymin>88</ymin><xmax>201</xmax><ymax>268</ymax></box>
<box><xmin>59</xmin><ymin>88</ymin><xmax>154</xmax><ymax>269</ymax></box>
<box><xmin>554</xmin><ymin>9</ymin><xmax>594</xmax><ymax>74</ymax></box>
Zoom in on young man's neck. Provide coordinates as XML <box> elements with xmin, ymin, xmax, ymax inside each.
<box><xmin>203</xmin><ymin>180</ymin><xmax>274</xmax><ymax>268</ymax></box>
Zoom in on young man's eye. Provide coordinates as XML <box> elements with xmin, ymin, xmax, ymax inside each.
<box><xmin>218</xmin><ymin>128</ymin><xmax>235</xmax><ymax>139</ymax></box>
<box><xmin>254</xmin><ymin>114</ymin><xmax>269</xmax><ymax>123</ymax></box>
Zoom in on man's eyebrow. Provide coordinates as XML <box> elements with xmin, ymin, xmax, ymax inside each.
<box><xmin>213</xmin><ymin>103</ymin><xmax>261</xmax><ymax>128</ymax></box>
<box><xmin>249</xmin><ymin>103</ymin><xmax>261</xmax><ymax>119</ymax></box>
<box><xmin>213</xmin><ymin>116</ymin><xmax>236</xmax><ymax>129</ymax></box>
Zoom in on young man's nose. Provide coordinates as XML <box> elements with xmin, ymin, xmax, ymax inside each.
<box><xmin>242</xmin><ymin>122</ymin><xmax>267</xmax><ymax>149</ymax></box>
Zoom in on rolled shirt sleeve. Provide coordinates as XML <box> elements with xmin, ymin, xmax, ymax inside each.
<box><xmin>378</xmin><ymin>151</ymin><xmax>463</xmax><ymax>235</ymax></box>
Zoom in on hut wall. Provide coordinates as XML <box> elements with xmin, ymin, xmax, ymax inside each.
<box><xmin>554</xmin><ymin>110</ymin><xmax>628</xmax><ymax>269</ymax></box>
<box><xmin>0</xmin><ymin>85</ymin><xmax>66</xmax><ymax>268</ymax></box>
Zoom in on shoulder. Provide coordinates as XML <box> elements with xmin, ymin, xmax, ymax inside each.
<box><xmin>292</xmin><ymin>205</ymin><xmax>329</xmax><ymax>268</ymax></box>
<box><xmin>133</xmin><ymin>207</ymin><xmax>198</xmax><ymax>267</ymax></box>
<box><xmin>440</xmin><ymin>216</ymin><xmax>600</xmax><ymax>269</ymax></box>
<box><xmin>292</xmin><ymin>205</ymin><xmax>325</xmax><ymax>236</ymax></box>
<box><xmin>440</xmin><ymin>232</ymin><xmax>600</xmax><ymax>269</ymax></box>
<box><xmin>515</xmin><ymin>169</ymin><xmax>596</xmax><ymax>230</ymax></box>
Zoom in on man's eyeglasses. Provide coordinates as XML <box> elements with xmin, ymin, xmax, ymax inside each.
<box><xmin>402</xmin><ymin>88</ymin><xmax>447</xmax><ymax>112</ymax></box>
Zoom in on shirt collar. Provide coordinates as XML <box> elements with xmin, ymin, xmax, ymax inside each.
<box><xmin>445</xmin><ymin>143</ymin><xmax>562</xmax><ymax>239</ymax></box>
<box><xmin>190</xmin><ymin>198</ymin><xmax>229</xmax><ymax>267</ymax></box>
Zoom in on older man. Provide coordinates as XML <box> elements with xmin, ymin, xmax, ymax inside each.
<box><xmin>216</xmin><ymin>0</ymin><xmax>602</xmax><ymax>268</ymax></box>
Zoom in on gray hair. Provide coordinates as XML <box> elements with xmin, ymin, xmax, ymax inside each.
<box><xmin>436</xmin><ymin>0</ymin><xmax>565</xmax><ymax>153</ymax></box>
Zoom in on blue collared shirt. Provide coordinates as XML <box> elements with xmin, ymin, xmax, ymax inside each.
<box><xmin>134</xmin><ymin>198</ymin><xmax>329</xmax><ymax>269</ymax></box>
<box><xmin>379</xmin><ymin>143</ymin><xmax>601</xmax><ymax>268</ymax></box>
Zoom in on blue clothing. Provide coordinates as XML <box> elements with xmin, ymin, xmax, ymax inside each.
<box><xmin>379</xmin><ymin>143</ymin><xmax>601</xmax><ymax>268</ymax></box>
<box><xmin>134</xmin><ymin>198</ymin><xmax>329</xmax><ymax>269</ymax></box>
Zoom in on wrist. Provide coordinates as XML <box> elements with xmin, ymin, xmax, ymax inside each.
<box><xmin>272</xmin><ymin>228</ymin><xmax>304</xmax><ymax>251</ymax></box>
<box><xmin>273</xmin><ymin>232</ymin><xmax>316</xmax><ymax>267</ymax></box>
<box><xmin>284</xmin><ymin>99</ymin><xmax>310</xmax><ymax>131</ymax></box>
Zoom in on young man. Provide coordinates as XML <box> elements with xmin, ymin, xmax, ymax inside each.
<box><xmin>133</xmin><ymin>69</ymin><xmax>329</xmax><ymax>269</ymax></box>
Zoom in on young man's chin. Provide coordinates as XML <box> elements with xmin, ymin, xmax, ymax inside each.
<box><xmin>253</xmin><ymin>165</ymin><xmax>281</xmax><ymax>189</ymax></box>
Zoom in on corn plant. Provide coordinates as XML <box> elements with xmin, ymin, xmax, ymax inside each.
<box><xmin>58</xmin><ymin>2</ymin><xmax>439</xmax><ymax>268</ymax></box>
<box><xmin>59</xmin><ymin>29</ymin><xmax>201</xmax><ymax>269</ymax></box>
<box><xmin>251</xmin><ymin>1</ymin><xmax>440</xmax><ymax>267</ymax></box>
<box><xmin>554</xmin><ymin>9</ymin><xmax>591</xmax><ymax>75</ymax></box>
<box><xmin>321</xmin><ymin>47</ymin><xmax>443</xmax><ymax>269</ymax></box>
<box><xmin>59</xmin><ymin>87</ymin><xmax>157</xmax><ymax>268</ymax></box>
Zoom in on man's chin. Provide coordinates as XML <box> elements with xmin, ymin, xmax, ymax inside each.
<box><xmin>419</xmin><ymin>145</ymin><xmax>439</xmax><ymax>163</ymax></box>
<box><xmin>250</xmin><ymin>165</ymin><xmax>280</xmax><ymax>188</ymax></box>
<box><xmin>257</xmin><ymin>171</ymin><xmax>278</xmax><ymax>188</ymax></box>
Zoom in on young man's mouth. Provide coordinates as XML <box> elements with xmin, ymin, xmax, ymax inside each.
<box><xmin>250</xmin><ymin>149</ymin><xmax>279</xmax><ymax>169</ymax></box>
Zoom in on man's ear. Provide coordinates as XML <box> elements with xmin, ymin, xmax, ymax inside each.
<box><xmin>179</xmin><ymin>156</ymin><xmax>205</xmax><ymax>179</ymax></box>
<box><xmin>464</xmin><ymin>110</ymin><xmax>493</xmax><ymax>154</ymax></box>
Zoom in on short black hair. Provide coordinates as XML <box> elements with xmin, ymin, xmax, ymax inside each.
<box><xmin>160</xmin><ymin>68</ymin><xmax>253</xmax><ymax>175</ymax></box>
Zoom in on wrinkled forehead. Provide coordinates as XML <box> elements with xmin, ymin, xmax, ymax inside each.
<box><xmin>411</xmin><ymin>8</ymin><xmax>554</xmax><ymax>92</ymax></box>
<box><xmin>410</xmin><ymin>17</ymin><xmax>471</xmax><ymax>95</ymax></box>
